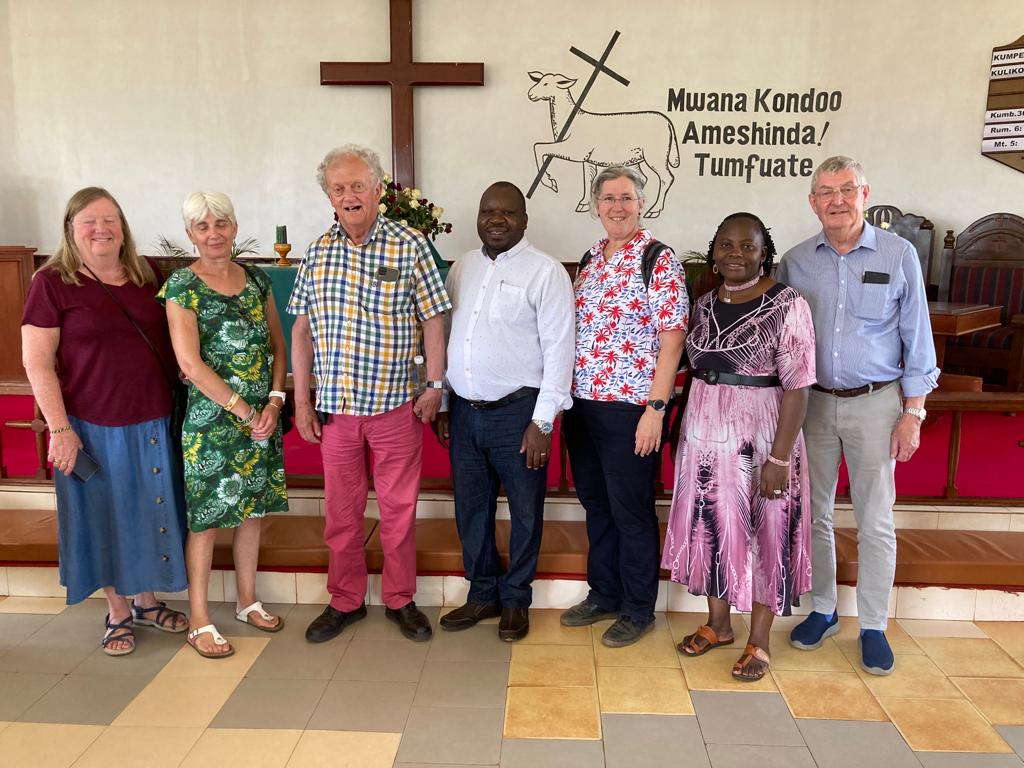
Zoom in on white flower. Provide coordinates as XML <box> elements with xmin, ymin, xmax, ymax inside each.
<box><xmin>382</xmin><ymin>173</ymin><xmax>392</xmax><ymax>183</ymax></box>
<box><xmin>410</xmin><ymin>199</ymin><xmax>420</xmax><ymax>209</ymax></box>
<box><xmin>880</xmin><ymin>221</ymin><xmax>891</xmax><ymax>230</ymax></box>
<box><xmin>431</xmin><ymin>206</ymin><xmax>443</xmax><ymax>219</ymax></box>
<box><xmin>410</xmin><ymin>188</ymin><xmax>421</xmax><ymax>199</ymax></box>
<box><xmin>400</xmin><ymin>219</ymin><xmax>408</xmax><ymax>226</ymax></box>
<box><xmin>378</xmin><ymin>203</ymin><xmax>388</xmax><ymax>214</ymax></box>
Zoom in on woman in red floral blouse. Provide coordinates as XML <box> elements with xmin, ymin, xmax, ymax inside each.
<box><xmin>559</xmin><ymin>165</ymin><xmax>688</xmax><ymax>648</ymax></box>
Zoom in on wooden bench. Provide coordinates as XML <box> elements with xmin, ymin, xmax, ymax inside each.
<box><xmin>3</xmin><ymin>511</ymin><xmax>1023</xmax><ymax>591</ymax></box>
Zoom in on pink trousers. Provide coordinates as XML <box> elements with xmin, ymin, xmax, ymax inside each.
<box><xmin>321</xmin><ymin>401</ymin><xmax>422</xmax><ymax>611</ymax></box>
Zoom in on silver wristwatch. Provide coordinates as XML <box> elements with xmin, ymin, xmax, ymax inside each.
<box><xmin>532</xmin><ymin>419</ymin><xmax>554</xmax><ymax>435</ymax></box>
<box><xmin>425</xmin><ymin>380</ymin><xmax>444</xmax><ymax>390</ymax></box>
<box><xmin>903</xmin><ymin>407</ymin><xmax>927</xmax><ymax>422</ymax></box>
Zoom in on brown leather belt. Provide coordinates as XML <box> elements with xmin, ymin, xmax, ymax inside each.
<box><xmin>462</xmin><ymin>386</ymin><xmax>539</xmax><ymax>410</ymax></box>
<box><xmin>811</xmin><ymin>380</ymin><xmax>896</xmax><ymax>398</ymax></box>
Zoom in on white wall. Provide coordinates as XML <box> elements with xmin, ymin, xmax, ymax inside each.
<box><xmin>2</xmin><ymin>0</ymin><xmax>1021</xmax><ymax>271</ymax></box>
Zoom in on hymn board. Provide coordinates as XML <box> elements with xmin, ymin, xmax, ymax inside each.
<box><xmin>984</xmin><ymin>35</ymin><xmax>1024</xmax><ymax>174</ymax></box>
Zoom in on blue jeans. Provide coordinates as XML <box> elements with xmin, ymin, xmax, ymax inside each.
<box><xmin>563</xmin><ymin>397</ymin><xmax>663</xmax><ymax>625</ymax></box>
<box><xmin>449</xmin><ymin>393</ymin><xmax>547</xmax><ymax>608</ymax></box>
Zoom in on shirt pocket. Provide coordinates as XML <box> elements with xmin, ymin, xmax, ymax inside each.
<box><xmin>853</xmin><ymin>283</ymin><xmax>890</xmax><ymax>321</ymax></box>
<box><xmin>488</xmin><ymin>281</ymin><xmax>525</xmax><ymax>323</ymax></box>
<box><xmin>362</xmin><ymin>265</ymin><xmax>407</xmax><ymax>315</ymax></box>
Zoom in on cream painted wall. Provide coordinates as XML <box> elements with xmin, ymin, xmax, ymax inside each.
<box><xmin>2</xmin><ymin>0</ymin><xmax>1021</xmax><ymax>276</ymax></box>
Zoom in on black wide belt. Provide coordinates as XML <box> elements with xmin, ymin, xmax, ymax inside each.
<box><xmin>811</xmin><ymin>380</ymin><xmax>896</xmax><ymax>398</ymax></box>
<box><xmin>691</xmin><ymin>369</ymin><xmax>781</xmax><ymax>388</ymax></box>
<box><xmin>463</xmin><ymin>386</ymin><xmax>539</xmax><ymax>410</ymax></box>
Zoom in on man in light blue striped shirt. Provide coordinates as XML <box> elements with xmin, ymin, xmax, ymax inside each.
<box><xmin>777</xmin><ymin>156</ymin><xmax>939</xmax><ymax>676</ymax></box>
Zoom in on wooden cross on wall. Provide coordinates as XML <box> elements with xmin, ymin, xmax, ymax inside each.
<box><xmin>320</xmin><ymin>0</ymin><xmax>484</xmax><ymax>187</ymax></box>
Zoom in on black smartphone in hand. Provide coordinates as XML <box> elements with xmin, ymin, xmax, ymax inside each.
<box><xmin>71</xmin><ymin>449</ymin><xmax>101</xmax><ymax>482</ymax></box>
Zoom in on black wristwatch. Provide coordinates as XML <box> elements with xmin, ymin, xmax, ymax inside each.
<box><xmin>646</xmin><ymin>399</ymin><xmax>667</xmax><ymax>413</ymax></box>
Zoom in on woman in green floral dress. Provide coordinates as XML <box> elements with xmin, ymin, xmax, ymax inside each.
<box><xmin>160</xmin><ymin>191</ymin><xmax>288</xmax><ymax>659</ymax></box>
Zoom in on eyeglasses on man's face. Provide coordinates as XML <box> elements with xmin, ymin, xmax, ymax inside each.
<box><xmin>813</xmin><ymin>184</ymin><xmax>862</xmax><ymax>201</ymax></box>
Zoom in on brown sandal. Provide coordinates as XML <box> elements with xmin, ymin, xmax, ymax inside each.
<box><xmin>677</xmin><ymin>624</ymin><xmax>735</xmax><ymax>657</ymax></box>
<box><xmin>732</xmin><ymin>643</ymin><xmax>770</xmax><ymax>681</ymax></box>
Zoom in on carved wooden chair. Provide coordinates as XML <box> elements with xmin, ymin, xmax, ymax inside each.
<box><xmin>941</xmin><ymin>213</ymin><xmax>1024</xmax><ymax>391</ymax></box>
<box><xmin>865</xmin><ymin>205</ymin><xmax>937</xmax><ymax>298</ymax></box>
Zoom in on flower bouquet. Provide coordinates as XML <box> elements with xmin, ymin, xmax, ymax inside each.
<box><xmin>378</xmin><ymin>176</ymin><xmax>453</xmax><ymax>277</ymax></box>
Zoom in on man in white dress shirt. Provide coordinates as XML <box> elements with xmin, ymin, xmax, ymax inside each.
<box><xmin>434</xmin><ymin>182</ymin><xmax>575</xmax><ymax>641</ymax></box>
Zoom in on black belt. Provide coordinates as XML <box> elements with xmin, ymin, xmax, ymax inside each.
<box><xmin>811</xmin><ymin>380</ymin><xmax>896</xmax><ymax>398</ymax></box>
<box><xmin>691</xmin><ymin>369</ymin><xmax>780</xmax><ymax>388</ymax></box>
<box><xmin>463</xmin><ymin>386</ymin><xmax>539</xmax><ymax>410</ymax></box>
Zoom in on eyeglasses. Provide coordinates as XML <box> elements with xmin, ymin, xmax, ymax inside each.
<box><xmin>597</xmin><ymin>195</ymin><xmax>638</xmax><ymax>206</ymax></box>
<box><xmin>813</xmin><ymin>184</ymin><xmax>862</xmax><ymax>201</ymax></box>
<box><xmin>328</xmin><ymin>181</ymin><xmax>371</xmax><ymax>198</ymax></box>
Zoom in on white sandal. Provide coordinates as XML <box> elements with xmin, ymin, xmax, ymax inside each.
<box><xmin>186</xmin><ymin>624</ymin><xmax>235</xmax><ymax>658</ymax></box>
<box><xmin>235</xmin><ymin>600</ymin><xmax>284</xmax><ymax>633</ymax></box>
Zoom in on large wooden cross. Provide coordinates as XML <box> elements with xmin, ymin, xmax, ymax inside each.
<box><xmin>320</xmin><ymin>0</ymin><xmax>484</xmax><ymax>187</ymax></box>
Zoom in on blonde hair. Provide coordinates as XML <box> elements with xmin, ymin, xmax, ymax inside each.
<box><xmin>39</xmin><ymin>187</ymin><xmax>155</xmax><ymax>286</ymax></box>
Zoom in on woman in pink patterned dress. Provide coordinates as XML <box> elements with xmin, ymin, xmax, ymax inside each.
<box><xmin>662</xmin><ymin>212</ymin><xmax>816</xmax><ymax>681</ymax></box>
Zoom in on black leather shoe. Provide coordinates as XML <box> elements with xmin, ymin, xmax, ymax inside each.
<box><xmin>305</xmin><ymin>603</ymin><xmax>367</xmax><ymax>643</ymax></box>
<box><xmin>601</xmin><ymin>615</ymin><xmax>654</xmax><ymax>648</ymax></box>
<box><xmin>498</xmin><ymin>607</ymin><xmax>529</xmax><ymax>642</ymax></box>
<box><xmin>440</xmin><ymin>602</ymin><xmax>502</xmax><ymax>631</ymax></box>
<box><xmin>385</xmin><ymin>601</ymin><xmax>433</xmax><ymax>642</ymax></box>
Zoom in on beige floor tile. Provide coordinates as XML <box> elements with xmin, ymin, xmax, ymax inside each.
<box><xmin>509</xmin><ymin>644</ymin><xmax>595</xmax><ymax>687</ymax></box>
<box><xmin>879</xmin><ymin>697</ymin><xmax>1014</xmax><ymax>753</ymax></box>
<box><xmin>0</xmin><ymin>722</ymin><xmax>103</xmax><ymax>767</ymax></box>
<box><xmin>951</xmin><ymin>677</ymin><xmax>1024</xmax><ymax>725</ymax></box>
<box><xmin>978</xmin><ymin>622</ymin><xmax>1024</xmax><ymax>661</ymax></box>
<box><xmin>774</xmin><ymin>670</ymin><xmax>888</xmax><ymax>721</ymax></box>
<box><xmin>896</xmin><ymin>618</ymin><xmax>988</xmax><ymax>639</ymax></box>
<box><xmin>6</xmin><ymin>567</ymin><xmax>65</xmax><ymax>598</ymax></box>
<box><xmin>181</xmin><ymin>728</ymin><xmax>303</xmax><ymax>768</ymax></box>
<box><xmin>112</xmin><ymin>676</ymin><xmax>241</xmax><ymax>728</ymax></box>
<box><xmin>855</xmin><ymin>654</ymin><xmax>964</xmax><ymax>699</ymax></box>
<box><xmin>834</xmin><ymin>617</ymin><xmax>923</xmax><ymax>655</ymax></box>
<box><xmin>592</xmin><ymin>627</ymin><xmax>680</xmax><ymax>668</ymax></box>
<box><xmin>503</xmin><ymin>686</ymin><xmax>601</xmax><ymax>740</ymax></box>
<box><xmin>517</xmin><ymin>609</ymin><xmax>593</xmax><ymax>645</ymax></box>
<box><xmin>75</xmin><ymin>726</ymin><xmax>203</xmax><ymax>768</ymax></box>
<box><xmin>679</xmin><ymin>648</ymin><xmax>778</xmax><ymax>692</ymax></box>
<box><xmin>665</xmin><ymin>612</ymin><xmax>749</xmax><ymax>648</ymax></box>
<box><xmin>286</xmin><ymin>730</ymin><xmax>402</xmax><ymax>768</ymax></box>
<box><xmin>770</xmin><ymin>636</ymin><xmax>855</xmax><ymax>672</ymax></box>
<box><xmin>0</xmin><ymin>597</ymin><xmax>66</xmax><ymax>614</ymax></box>
<box><xmin>596</xmin><ymin>666</ymin><xmax>693</xmax><ymax>715</ymax></box>
<box><xmin>916</xmin><ymin>637</ymin><xmax>1024</xmax><ymax>678</ymax></box>
<box><xmin>158</xmin><ymin>636</ymin><xmax>269</xmax><ymax>678</ymax></box>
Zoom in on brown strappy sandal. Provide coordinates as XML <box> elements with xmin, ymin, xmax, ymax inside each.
<box><xmin>677</xmin><ymin>624</ymin><xmax>735</xmax><ymax>657</ymax></box>
<box><xmin>732</xmin><ymin>643</ymin><xmax>770</xmax><ymax>681</ymax></box>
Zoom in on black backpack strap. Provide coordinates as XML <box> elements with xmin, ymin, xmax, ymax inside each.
<box><xmin>579</xmin><ymin>248</ymin><xmax>594</xmax><ymax>274</ymax></box>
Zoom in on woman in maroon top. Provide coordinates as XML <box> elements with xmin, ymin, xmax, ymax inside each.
<box><xmin>21</xmin><ymin>187</ymin><xmax>189</xmax><ymax>656</ymax></box>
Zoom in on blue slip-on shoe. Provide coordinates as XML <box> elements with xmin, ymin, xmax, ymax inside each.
<box><xmin>860</xmin><ymin>629</ymin><xmax>895</xmax><ymax>675</ymax></box>
<box><xmin>789</xmin><ymin>610</ymin><xmax>839</xmax><ymax>650</ymax></box>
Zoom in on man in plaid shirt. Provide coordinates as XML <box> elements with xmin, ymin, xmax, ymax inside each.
<box><xmin>289</xmin><ymin>144</ymin><xmax>451</xmax><ymax>644</ymax></box>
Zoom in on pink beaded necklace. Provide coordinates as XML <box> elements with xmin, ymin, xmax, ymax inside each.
<box><xmin>720</xmin><ymin>275</ymin><xmax>761</xmax><ymax>303</ymax></box>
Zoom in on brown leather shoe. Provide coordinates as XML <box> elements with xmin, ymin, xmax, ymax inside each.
<box><xmin>498</xmin><ymin>607</ymin><xmax>529</xmax><ymax>642</ymax></box>
<box><xmin>439</xmin><ymin>601</ymin><xmax>502</xmax><ymax>632</ymax></box>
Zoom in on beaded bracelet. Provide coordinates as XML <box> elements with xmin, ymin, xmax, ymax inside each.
<box><xmin>766</xmin><ymin>454</ymin><xmax>790</xmax><ymax>468</ymax></box>
<box><xmin>50</xmin><ymin>424</ymin><xmax>73</xmax><ymax>435</ymax></box>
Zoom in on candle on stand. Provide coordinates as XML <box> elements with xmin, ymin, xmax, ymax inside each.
<box><xmin>275</xmin><ymin>225</ymin><xmax>288</xmax><ymax>245</ymax></box>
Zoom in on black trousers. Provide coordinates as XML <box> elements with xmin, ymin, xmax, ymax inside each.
<box><xmin>563</xmin><ymin>397</ymin><xmax>664</xmax><ymax>625</ymax></box>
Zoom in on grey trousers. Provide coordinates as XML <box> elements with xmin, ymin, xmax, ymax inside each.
<box><xmin>803</xmin><ymin>384</ymin><xmax>901</xmax><ymax>630</ymax></box>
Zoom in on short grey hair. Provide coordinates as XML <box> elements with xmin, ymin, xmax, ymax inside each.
<box><xmin>590</xmin><ymin>165</ymin><xmax>647</xmax><ymax>212</ymax></box>
<box><xmin>182</xmin><ymin>191</ymin><xmax>236</xmax><ymax>230</ymax></box>
<box><xmin>316</xmin><ymin>144</ymin><xmax>385</xmax><ymax>194</ymax></box>
<box><xmin>810</xmin><ymin>155</ymin><xmax>867</xmax><ymax>192</ymax></box>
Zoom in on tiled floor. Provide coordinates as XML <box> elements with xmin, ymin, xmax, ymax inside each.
<box><xmin>0</xmin><ymin>599</ymin><xmax>1022</xmax><ymax>766</ymax></box>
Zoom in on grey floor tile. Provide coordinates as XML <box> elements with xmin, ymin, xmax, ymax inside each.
<box><xmin>917</xmin><ymin>754</ymin><xmax>1022</xmax><ymax>767</ymax></box>
<box><xmin>998</xmin><ymin>727</ymin><xmax>1024</xmax><ymax>759</ymax></box>
<box><xmin>209</xmin><ymin>602</ymin><xmax>294</xmax><ymax>637</ymax></box>
<box><xmin>333</xmin><ymin>637</ymin><xmax>429</xmax><ymax>682</ymax></box>
<box><xmin>0</xmin><ymin>671</ymin><xmax>63</xmax><ymax>720</ymax></box>
<box><xmin>798</xmin><ymin>719</ymin><xmax>921</xmax><ymax>768</ymax></box>
<box><xmin>692</xmin><ymin>691</ymin><xmax>804</xmax><ymax>747</ymax></box>
<box><xmin>426</xmin><ymin>625</ymin><xmax>512</xmax><ymax>663</ymax></box>
<box><xmin>209</xmin><ymin>677</ymin><xmax>327</xmax><ymax>730</ymax></box>
<box><xmin>0</xmin><ymin>625</ymin><xmax>98</xmax><ymax>674</ymax></box>
<box><xmin>501</xmin><ymin>737</ymin><xmax>606</xmax><ymax>768</ymax></box>
<box><xmin>708</xmin><ymin>743</ymin><xmax>816</xmax><ymax>768</ymax></box>
<box><xmin>18</xmin><ymin>673</ymin><xmax>150</xmax><ymax>725</ymax></box>
<box><xmin>306</xmin><ymin>679</ymin><xmax>417</xmax><ymax>732</ymax></box>
<box><xmin>350</xmin><ymin>605</ymin><xmax>440</xmax><ymax>643</ymax></box>
<box><xmin>73</xmin><ymin>628</ymin><xmax>183</xmax><ymax>677</ymax></box>
<box><xmin>603</xmin><ymin>713</ymin><xmax>710</xmax><ymax>768</ymax></box>
<box><xmin>244</xmin><ymin>629</ymin><xmax>348</xmax><ymax>679</ymax></box>
<box><xmin>413</xmin><ymin>660</ymin><xmax>509</xmax><ymax>709</ymax></box>
<box><xmin>0</xmin><ymin>614</ymin><xmax>55</xmax><ymax>652</ymax></box>
<box><xmin>397</xmin><ymin>764</ymin><xmax>495</xmax><ymax>768</ymax></box>
<box><xmin>397</xmin><ymin>706</ymin><xmax>504</xmax><ymax>765</ymax></box>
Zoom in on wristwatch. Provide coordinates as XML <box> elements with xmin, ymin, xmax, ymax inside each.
<box><xmin>647</xmin><ymin>399</ymin><xmax>667</xmax><ymax>413</ymax></box>
<box><xmin>903</xmin><ymin>407</ymin><xmax>927</xmax><ymax>422</ymax></box>
<box><xmin>425</xmin><ymin>380</ymin><xmax>444</xmax><ymax>390</ymax></box>
<box><xmin>532</xmin><ymin>419</ymin><xmax>554</xmax><ymax>435</ymax></box>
